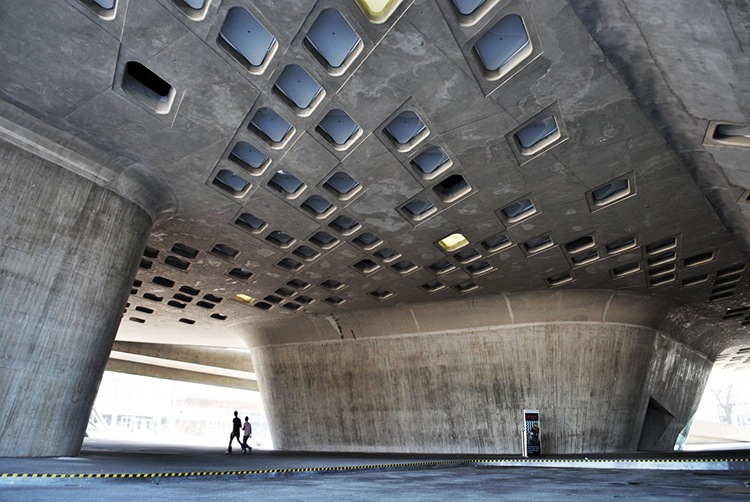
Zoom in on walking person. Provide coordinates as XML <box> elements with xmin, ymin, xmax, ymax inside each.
<box><xmin>226</xmin><ymin>411</ymin><xmax>243</xmax><ymax>454</ymax></box>
<box><xmin>242</xmin><ymin>416</ymin><xmax>252</xmax><ymax>454</ymax></box>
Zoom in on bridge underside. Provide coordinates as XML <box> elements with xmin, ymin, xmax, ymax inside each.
<box><xmin>0</xmin><ymin>0</ymin><xmax>748</xmax><ymax>456</ymax></box>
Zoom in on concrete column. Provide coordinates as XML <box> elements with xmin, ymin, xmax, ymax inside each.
<box><xmin>0</xmin><ymin>139</ymin><xmax>159</xmax><ymax>456</ymax></box>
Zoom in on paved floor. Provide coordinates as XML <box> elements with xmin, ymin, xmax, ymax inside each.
<box><xmin>1</xmin><ymin>439</ymin><xmax>750</xmax><ymax>501</ymax></box>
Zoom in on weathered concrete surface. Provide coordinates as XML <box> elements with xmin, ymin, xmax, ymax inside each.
<box><xmin>0</xmin><ymin>139</ymin><xmax>155</xmax><ymax>457</ymax></box>
<box><xmin>252</xmin><ymin>321</ymin><xmax>710</xmax><ymax>454</ymax></box>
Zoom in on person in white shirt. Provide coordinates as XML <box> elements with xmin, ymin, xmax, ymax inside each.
<box><xmin>242</xmin><ymin>417</ymin><xmax>252</xmax><ymax>454</ymax></box>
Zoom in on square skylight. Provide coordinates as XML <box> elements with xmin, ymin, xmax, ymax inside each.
<box><xmin>219</xmin><ymin>7</ymin><xmax>277</xmax><ymax>74</ymax></box>
<box><xmin>481</xmin><ymin>234</ymin><xmax>511</xmax><ymax>254</ymax></box>
<box><xmin>353</xmin><ymin>259</ymin><xmax>380</xmax><ymax>275</ymax></box>
<box><xmin>309</xmin><ymin>231</ymin><xmax>340</xmax><ymax>249</ymax></box>
<box><xmin>329</xmin><ymin>215</ymin><xmax>361</xmax><ymax>235</ymax></box>
<box><xmin>474</xmin><ymin>14</ymin><xmax>532</xmax><ymax>81</ymax></box>
<box><xmin>402</xmin><ymin>198</ymin><xmax>436</xmax><ymax>222</ymax></box>
<box><xmin>420</xmin><ymin>280</ymin><xmax>445</xmax><ymax>294</ymax></box>
<box><xmin>352</xmin><ymin>232</ymin><xmax>382</xmax><ymax>251</ymax></box>
<box><xmin>228</xmin><ymin>268</ymin><xmax>252</xmax><ymax>280</ymax></box>
<box><xmin>81</xmin><ymin>0</ymin><xmax>117</xmax><ymax>20</ymax></box>
<box><xmin>324</xmin><ymin>172</ymin><xmax>362</xmax><ymax>200</ymax></box>
<box><xmin>268</xmin><ymin>170</ymin><xmax>306</xmax><ymax>199</ymax></box>
<box><xmin>171</xmin><ymin>0</ymin><xmax>210</xmax><ymax>21</ymax></box>
<box><xmin>411</xmin><ymin>146</ymin><xmax>452</xmax><ymax>180</ymax></box>
<box><xmin>374</xmin><ymin>247</ymin><xmax>401</xmax><ymax>263</ymax></box>
<box><xmin>250</xmin><ymin>108</ymin><xmax>295</xmax><ymax>149</ymax></box>
<box><xmin>274</xmin><ymin>64</ymin><xmax>325</xmax><ymax>116</ymax></box>
<box><xmin>384</xmin><ymin>111</ymin><xmax>429</xmax><ymax>152</ymax></box>
<box><xmin>317</xmin><ymin>109</ymin><xmax>362</xmax><ymax>150</ymax></box>
<box><xmin>211</xmin><ymin>244</ymin><xmax>239</xmax><ymax>260</ymax></box>
<box><xmin>591</xmin><ymin>179</ymin><xmax>631</xmax><ymax>207</ymax></box>
<box><xmin>523</xmin><ymin>234</ymin><xmax>553</xmax><ymax>255</ymax></box>
<box><xmin>229</xmin><ymin>142</ymin><xmax>270</xmax><ymax>175</ymax></box>
<box><xmin>122</xmin><ymin>62</ymin><xmax>176</xmax><ymax>115</ymax></box>
<box><xmin>515</xmin><ymin>116</ymin><xmax>561</xmax><ymax>155</ymax></box>
<box><xmin>428</xmin><ymin>260</ymin><xmax>456</xmax><ymax>276</ymax></box>
<box><xmin>301</xmin><ymin>195</ymin><xmax>335</xmax><ymax>219</ymax></box>
<box><xmin>292</xmin><ymin>245</ymin><xmax>320</xmax><ymax>261</ymax></box>
<box><xmin>355</xmin><ymin>0</ymin><xmax>403</xmax><ymax>24</ymax></box>
<box><xmin>433</xmin><ymin>174</ymin><xmax>471</xmax><ymax>203</ymax></box>
<box><xmin>213</xmin><ymin>169</ymin><xmax>251</xmax><ymax>198</ymax></box>
<box><xmin>369</xmin><ymin>288</ymin><xmax>394</xmax><ymax>300</ymax></box>
<box><xmin>321</xmin><ymin>279</ymin><xmax>345</xmax><ymax>291</ymax></box>
<box><xmin>235</xmin><ymin>213</ymin><xmax>267</xmax><ymax>234</ymax></box>
<box><xmin>276</xmin><ymin>258</ymin><xmax>303</xmax><ymax>272</ymax></box>
<box><xmin>454</xmin><ymin>248</ymin><xmax>481</xmax><ymax>264</ymax></box>
<box><xmin>265</xmin><ymin>230</ymin><xmax>296</xmax><ymax>249</ymax></box>
<box><xmin>500</xmin><ymin>198</ymin><xmax>536</xmax><ymax>224</ymax></box>
<box><xmin>391</xmin><ymin>260</ymin><xmax>418</xmax><ymax>275</ymax></box>
<box><xmin>438</xmin><ymin>233</ymin><xmax>469</xmax><ymax>252</ymax></box>
<box><xmin>305</xmin><ymin>8</ymin><xmax>362</xmax><ymax>75</ymax></box>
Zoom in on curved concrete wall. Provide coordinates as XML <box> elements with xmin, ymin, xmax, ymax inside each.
<box><xmin>0</xmin><ymin>140</ymin><xmax>156</xmax><ymax>456</ymax></box>
<box><xmin>252</xmin><ymin>323</ymin><xmax>710</xmax><ymax>454</ymax></box>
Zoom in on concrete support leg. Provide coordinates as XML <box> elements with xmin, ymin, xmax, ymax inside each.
<box><xmin>0</xmin><ymin>140</ymin><xmax>154</xmax><ymax>457</ymax></box>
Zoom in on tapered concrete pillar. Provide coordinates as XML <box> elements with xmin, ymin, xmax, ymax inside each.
<box><xmin>0</xmin><ymin>137</ymin><xmax>172</xmax><ymax>457</ymax></box>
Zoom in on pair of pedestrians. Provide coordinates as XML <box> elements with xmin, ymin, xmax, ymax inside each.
<box><xmin>226</xmin><ymin>411</ymin><xmax>252</xmax><ymax>454</ymax></box>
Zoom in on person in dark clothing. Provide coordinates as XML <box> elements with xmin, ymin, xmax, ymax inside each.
<box><xmin>226</xmin><ymin>411</ymin><xmax>243</xmax><ymax>454</ymax></box>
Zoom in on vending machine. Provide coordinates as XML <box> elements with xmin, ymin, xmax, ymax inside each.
<box><xmin>522</xmin><ymin>409</ymin><xmax>541</xmax><ymax>457</ymax></box>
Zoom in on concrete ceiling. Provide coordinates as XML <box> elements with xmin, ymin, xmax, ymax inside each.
<box><xmin>1</xmin><ymin>0</ymin><xmax>749</xmax><ymax>354</ymax></box>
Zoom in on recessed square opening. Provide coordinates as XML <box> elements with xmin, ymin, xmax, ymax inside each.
<box><xmin>353</xmin><ymin>259</ymin><xmax>381</xmax><ymax>275</ymax></box>
<box><xmin>522</xmin><ymin>235</ymin><xmax>553</xmax><ymax>255</ymax></box>
<box><xmin>229</xmin><ymin>142</ymin><xmax>271</xmax><ymax>176</ymax></box>
<box><xmin>140</xmin><ymin>258</ymin><xmax>153</xmax><ymax>270</ymax></box>
<box><xmin>571</xmin><ymin>250</ymin><xmax>599</xmax><ymax>267</ymax></box>
<box><xmin>683</xmin><ymin>251</ymin><xmax>715</xmax><ymax>268</ymax></box>
<box><xmin>645</xmin><ymin>237</ymin><xmax>677</xmax><ymax>256</ymax></box>
<box><xmin>282</xmin><ymin>302</ymin><xmax>302</xmax><ymax>311</ymax></box>
<box><xmin>323</xmin><ymin>295</ymin><xmax>346</xmax><ymax>306</ymax></box>
<box><xmin>391</xmin><ymin>260</ymin><xmax>418</xmax><ymax>275</ymax></box>
<box><xmin>591</xmin><ymin>179</ymin><xmax>631</xmax><ymax>208</ymax></box>
<box><xmin>233</xmin><ymin>294</ymin><xmax>255</xmax><ymax>304</ymax></box>
<box><xmin>515</xmin><ymin>116</ymin><xmax>560</xmax><ymax>156</ymax></box>
<box><xmin>273</xmin><ymin>64</ymin><xmax>325</xmax><ymax>117</ymax></box>
<box><xmin>369</xmin><ymin>288</ymin><xmax>393</xmax><ymax>300</ymax></box>
<box><xmin>179</xmin><ymin>318</ymin><xmax>195</xmax><ymax>325</ymax></box>
<box><xmin>429</xmin><ymin>260</ymin><xmax>456</xmax><ymax>275</ymax></box>
<box><xmin>402</xmin><ymin>198</ymin><xmax>437</xmax><ymax>222</ymax></box>
<box><xmin>265</xmin><ymin>230</ymin><xmax>296</xmax><ymax>249</ymax></box>
<box><xmin>122</xmin><ymin>62</ymin><xmax>176</xmax><ymax>115</ymax></box>
<box><xmin>712</xmin><ymin>284</ymin><xmax>738</xmax><ymax>295</ymax></box>
<box><xmin>180</xmin><ymin>286</ymin><xmax>200</xmax><ymax>296</ymax></box>
<box><xmin>384</xmin><ymin>111</ymin><xmax>429</xmax><ymax>152</ymax></box>
<box><xmin>211</xmin><ymin>244</ymin><xmax>239</xmax><ymax>260</ymax></box>
<box><xmin>295</xmin><ymin>295</ymin><xmax>315</xmax><ymax>305</ymax></box>
<box><xmin>324</xmin><ymin>172</ymin><xmax>362</xmax><ymax>201</ymax></box>
<box><xmin>80</xmin><ymin>0</ymin><xmax>117</xmax><ymax>20</ymax></box>
<box><xmin>196</xmin><ymin>300</ymin><xmax>215</xmax><ymax>309</ymax></box>
<box><xmin>710</xmin><ymin>291</ymin><xmax>735</xmax><ymax>302</ymax></box>
<box><xmin>710</xmin><ymin>122</ymin><xmax>750</xmax><ymax>148</ymax></box>
<box><xmin>228</xmin><ymin>268</ymin><xmax>253</xmax><ymax>281</ymax></box>
<box><xmin>466</xmin><ymin>260</ymin><xmax>493</xmax><ymax>276</ymax></box>
<box><xmin>213</xmin><ymin>169</ymin><xmax>251</xmax><ymax>198</ymax></box>
<box><xmin>454</xmin><ymin>248</ymin><xmax>482</xmax><ymax>265</ymax></box>
<box><xmin>310</xmin><ymin>231</ymin><xmax>340</xmax><ymax>249</ymax></box>
<box><xmin>606</xmin><ymin>236</ymin><xmax>637</xmax><ymax>255</ymax></box>
<box><xmin>274</xmin><ymin>287</ymin><xmax>296</xmax><ymax>298</ymax></box>
<box><xmin>129</xmin><ymin>317</ymin><xmax>146</xmax><ymax>324</ymax></box>
<box><xmin>301</xmin><ymin>195</ymin><xmax>336</xmax><ymax>219</ymax></box>
<box><xmin>565</xmin><ymin>236</ymin><xmax>595</xmax><ymax>255</ymax></box>
<box><xmin>329</xmin><ymin>215</ymin><xmax>361</xmax><ymax>236</ymax></box>
<box><xmin>321</xmin><ymin>279</ymin><xmax>345</xmax><ymax>291</ymax></box>
<box><xmin>143</xmin><ymin>293</ymin><xmax>163</xmax><ymax>302</ymax></box>
<box><xmin>165</xmin><ymin>255</ymin><xmax>190</xmax><ymax>271</ymax></box>
<box><xmin>355</xmin><ymin>0</ymin><xmax>403</xmax><ymax>24</ymax></box>
<box><xmin>717</xmin><ymin>264</ymin><xmax>746</xmax><ymax>277</ymax></box>
<box><xmin>433</xmin><ymin>174</ymin><xmax>471</xmax><ymax>203</ymax></box>
<box><xmin>546</xmin><ymin>272</ymin><xmax>573</xmax><ymax>287</ymax></box>
<box><xmin>374</xmin><ymin>247</ymin><xmax>401</xmax><ymax>263</ymax></box>
<box><xmin>317</xmin><ymin>109</ymin><xmax>362</xmax><ymax>151</ymax></box>
<box><xmin>500</xmin><ymin>198</ymin><xmax>536</xmax><ymax>224</ymax></box>
<box><xmin>454</xmin><ymin>280</ymin><xmax>479</xmax><ymax>294</ymax></box>
<box><xmin>451</xmin><ymin>0</ymin><xmax>501</xmax><ymax>27</ymax></box>
<box><xmin>411</xmin><ymin>146</ymin><xmax>452</xmax><ymax>180</ymax></box>
<box><xmin>650</xmin><ymin>273</ymin><xmax>676</xmax><ymax>287</ymax></box>
<box><xmin>211</xmin><ymin>313</ymin><xmax>228</xmax><ymax>320</ymax></box>
<box><xmin>438</xmin><ymin>233</ymin><xmax>469</xmax><ymax>252</ymax></box>
<box><xmin>173</xmin><ymin>293</ymin><xmax>193</xmax><ymax>303</ymax></box>
<box><xmin>218</xmin><ymin>7</ymin><xmax>277</xmax><ymax>74</ymax></box>
<box><xmin>682</xmin><ymin>274</ymin><xmax>708</xmax><ymax>287</ymax></box>
<box><xmin>474</xmin><ymin>14</ymin><xmax>533</xmax><ymax>81</ymax></box>
<box><xmin>204</xmin><ymin>294</ymin><xmax>222</xmax><ymax>303</ymax></box>
<box><xmin>235</xmin><ymin>213</ymin><xmax>267</xmax><ymax>234</ymax></box>
<box><xmin>168</xmin><ymin>300</ymin><xmax>186</xmax><ymax>309</ymax></box>
<box><xmin>153</xmin><ymin>276</ymin><xmax>176</xmax><ymax>288</ymax></box>
<box><xmin>276</xmin><ymin>258</ymin><xmax>303</xmax><ymax>273</ymax></box>
<box><xmin>715</xmin><ymin>275</ymin><xmax>742</xmax><ymax>287</ymax></box>
<box><xmin>420</xmin><ymin>280</ymin><xmax>445</xmax><ymax>293</ymax></box>
<box><xmin>135</xmin><ymin>306</ymin><xmax>154</xmax><ymax>314</ymax></box>
<box><xmin>171</xmin><ymin>0</ymin><xmax>210</xmax><ymax>21</ymax></box>
<box><xmin>612</xmin><ymin>263</ymin><xmax>640</xmax><ymax>279</ymax></box>
<box><xmin>171</xmin><ymin>243</ymin><xmax>198</xmax><ymax>260</ymax></box>
<box><xmin>650</xmin><ymin>264</ymin><xmax>676</xmax><ymax>278</ymax></box>
<box><xmin>130</xmin><ymin>288</ymin><xmax>138</xmax><ymax>295</ymax></box>
<box><xmin>647</xmin><ymin>252</ymin><xmax>676</xmax><ymax>267</ymax></box>
<box><xmin>352</xmin><ymin>232</ymin><xmax>382</xmax><ymax>251</ymax></box>
<box><xmin>250</xmin><ymin>108</ymin><xmax>295</xmax><ymax>150</ymax></box>
<box><xmin>254</xmin><ymin>301</ymin><xmax>273</xmax><ymax>311</ymax></box>
<box><xmin>264</xmin><ymin>295</ymin><xmax>283</xmax><ymax>305</ymax></box>
<box><xmin>287</xmin><ymin>279</ymin><xmax>311</xmax><ymax>290</ymax></box>
<box><xmin>481</xmin><ymin>234</ymin><xmax>511</xmax><ymax>254</ymax></box>
<box><xmin>268</xmin><ymin>170</ymin><xmax>306</xmax><ymax>199</ymax></box>
<box><xmin>304</xmin><ymin>9</ymin><xmax>363</xmax><ymax>76</ymax></box>
<box><xmin>143</xmin><ymin>246</ymin><xmax>159</xmax><ymax>259</ymax></box>
<box><xmin>292</xmin><ymin>245</ymin><xmax>320</xmax><ymax>261</ymax></box>
<box><xmin>133</xmin><ymin>280</ymin><xmax>142</xmax><ymax>288</ymax></box>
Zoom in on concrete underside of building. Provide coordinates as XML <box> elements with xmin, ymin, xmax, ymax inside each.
<box><xmin>0</xmin><ymin>0</ymin><xmax>749</xmax><ymax>457</ymax></box>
